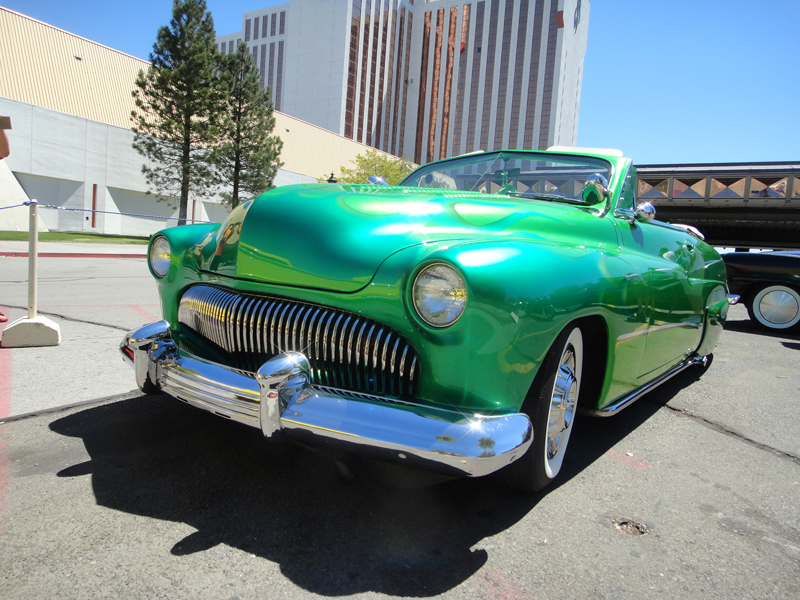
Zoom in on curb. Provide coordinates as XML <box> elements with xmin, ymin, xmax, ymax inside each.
<box><xmin>0</xmin><ymin>252</ymin><xmax>147</xmax><ymax>259</ymax></box>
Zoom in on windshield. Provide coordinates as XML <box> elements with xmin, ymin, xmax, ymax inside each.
<box><xmin>400</xmin><ymin>151</ymin><xmax>613</xmax><ymax>203</ymax></box>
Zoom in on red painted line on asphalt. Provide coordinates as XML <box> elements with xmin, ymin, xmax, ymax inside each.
<box><xmin>479</xmin><ymin>568</ymin><xmax>532</xmax><ymax>600</ymax></box>
<box><xmin>29</xmin><ymin>303</ymin><xmax>161</xmax><ymax>309</ymax></box>
<box><xmin>0</xmin><ymin>307</ymin><xmax>11</xmax><ymax>420</ymax></box>
<box><xmin>0</xmin><ymin>307</ymin><xmax>12</xmax><ymax>530</ymax></box>
<box><xmin>0</xmin><ymin>252</ymin><xmax>146</xmax><ymax>259</ymax></box>
<box><xmin>606</xmin><ymin>449</ymin><xmax>652</xmax><ymax>470</ymax></box>
<box><xmin>127</xmin><ymin>305</ymin><xmax>160</xmax><ymax>322</ymax></box>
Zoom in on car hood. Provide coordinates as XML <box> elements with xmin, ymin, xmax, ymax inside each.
<box><xmin>200</xmin><ymin>183</ymin><xmax>607</xmax><ymax>292</ymax></box>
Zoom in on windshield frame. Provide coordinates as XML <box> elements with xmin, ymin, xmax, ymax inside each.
<box><xmin>400</xmin><ymin>150</ymin><xmax>614</xmax><ymax>204</ymax></box>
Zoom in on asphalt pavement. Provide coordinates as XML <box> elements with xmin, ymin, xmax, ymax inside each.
<box><xmin>0</xmin><ymin>244</ymin><xmax>798</xmax><ymax>599</ymax></box>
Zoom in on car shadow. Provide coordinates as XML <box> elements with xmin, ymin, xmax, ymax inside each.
<box><xmin>48</xmin><ymin>367</ymin><xmax>704</xmax><ymax>596</ymax></box>
<box><xmin>723</xmin><ymin>318</ymin><xmax>800</xmax><ymax>341</ymax></box>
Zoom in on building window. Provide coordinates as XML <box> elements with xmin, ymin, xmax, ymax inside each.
<box><xmin>452</xmin><ymin>4</ymin><xmax>471</xmax><ymax>156</ymax></box>
<box><xmin>398</xmin><ymin>10</ymin><xmax>412</xmax><ymax>157</ymax></box>
<box><xmin>366</xmin><ymin>4</ymin><xmax>380</xmax><ymax>146</ymax></box>
<box><xmin>523</xmin><ymin>0</ymin><xmax>544</xmax><ymax>149</ymax></box>
<box><xmin>262</xmin><ymin>15</ymin><xmax>269</xmax><ymax>38</ymax></box>
<box><xmin>414</xmin><ymin>10</ymin><xmax>432</xmax><ymax>165</ymax></box>
<box><xmin>276</xmin><ymin>40</ymin><xmax>284</xmax><ymax>111</ymax></box>
<box><xmin>345</xmin><ymin>0</ymin><xmax>362</xmax><ymax>139</ymax></box>
<box><xmin>279</xmin><ymin>11</ymin><xmax>286</xmax><ymax>35</ymax></box>
<box><xmin>382</xmin><ymin>0</ymin><xmax>399</xmax><ymax>150</ymax></box>
<box><xmin>466</xmin><ymin>2</ymin><xmax>485</xmax><ymax>152</ymax></box>
<box><xmin>479</xmin><ymin>0</ymin><xmax>499</xmax><ymax>151</ymax></box>
<box><xmin>245</xmin><ymin>19</ymin><xmax>251</xmax><ymax>42</ymax></box>
<box><xmin>271</xmin><ymin>13</ymin><xmax>277</xmax><ymax>36</ymax></box>
<box><xmin>229</xmin><ymin>40</ymin><xmax>234</xmax><ymax>53</ymax></box>
<box><xmin>373</xmin><ymin>4</ymin><xmax>390</xmax><ymax>149</ymax></box>
<box><xmin>426</xmin><ymin>8</ymin><xmax>444</xmax><ymax>163</ymax></box>
<box><xmin>357</xmin><ymin>0</ymin><xmax>372</xmax><ymax>142</ymax></box>
<box><xmin>538</xmin><ymin>1</ymin><xmax>559</xmax><ymax>150</ymax></box>
<box><xmin>391</xmin><ymin>6</ymin><xmax>406</xmax><ymax>154</ymax></box>
<box><xmin>260</xmin><ymin>44</ymin><xmax>267</xmax><ymax>89</ymax></box>
<box><xmin>508</xmin><ymin>0</ymin><xmax>529</xmax><ymax>149</ymax></box>
<box><xmin>493</xmin><ymin>0</ymin><xmax>515</xmax><ymax>149</ymax></box>
<box><xmin>439</xmin><ymin>5</ymin><xmax>458</xmax><ymax>159</ymax></box>
<box><xmin>268</xmin><ymin>42</ymin><xmax>276</xmax><ymax>97</ymax></box>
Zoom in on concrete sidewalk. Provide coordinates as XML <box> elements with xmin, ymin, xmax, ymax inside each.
<box><xmin>0</xmin><ymin>240</ymin><xmax>147</xmax><ymax>257</ymax></box>
<box><xmin>0</xmin><ymin>250</ymin><xmax>159</xmax><ymax>419</ymax></box>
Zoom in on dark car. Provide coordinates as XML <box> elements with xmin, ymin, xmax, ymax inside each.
<box><xmin>722</xmin><ymin>251</ymin><xmax>800</xmax><ymax>330</ymax></box>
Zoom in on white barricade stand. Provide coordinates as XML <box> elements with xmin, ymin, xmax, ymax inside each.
<box><xmin>1</xmin><ymin>200</ymin><xmax>61</xmax><ymax>347</ymax></box>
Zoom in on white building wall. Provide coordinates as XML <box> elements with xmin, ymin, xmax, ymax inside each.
<box><xmin>1</xmin><ymin>97</ymin><xmax>226</xmax><ymax>234</ymax></box>
<box><xmin>553</xmin><ymin>0</ymin><xmax>589</xmax><ymax>147</ymax></box>
<box><xmin>220</xmin><ymin>0</ymin><xmax>351</xmax><ymax>136</ymax></box>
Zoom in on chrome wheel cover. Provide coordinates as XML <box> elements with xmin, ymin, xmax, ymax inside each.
<box><xmin>754</xmin><ymin>286</ymin><xmax>800</xmax><ymax>329</ymax></box>
<box><xmin>544</xmin><ymin>329</ymin><xmax>582</xmax><ymax>478</ymax></box>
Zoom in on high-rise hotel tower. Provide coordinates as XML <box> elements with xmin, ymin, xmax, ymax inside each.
<box><xmin>217</xmin><ymin>0</ymin><xmax>589</xmax><ymax>163</ymax></box>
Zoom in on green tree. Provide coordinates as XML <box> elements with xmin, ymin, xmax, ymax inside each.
<box><xmin>331</xmin><ymin>149</ymin><xmax>415</xmax><ymax>185</ymax></box>
<box><xmin>216</xmin><ymin>42</ymin><xmax>283</xmax><ymax>208</ymax></box>
<box><xmin>131</xmin><ymin>0</ymin><xmax>222</xmax><ymax>225</ymax></box>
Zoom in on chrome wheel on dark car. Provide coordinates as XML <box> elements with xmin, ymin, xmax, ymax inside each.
<box><xmin>748</xmin><ymin>285</ymin><xmax>800</xmax><ymax>330</ymax></box>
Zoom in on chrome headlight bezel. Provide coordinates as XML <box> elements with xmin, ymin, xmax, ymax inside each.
<box><xmin>412</xmin><ymin>263</ymin><xmax>468</xmax><ymax>328</ymax></box>
<box><xmin>149</xmin><ymin>235</ymin><xmax>171</xmax><ymax>278</ymax></box>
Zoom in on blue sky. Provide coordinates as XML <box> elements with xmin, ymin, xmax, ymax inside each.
<box><xmin>5</xmin><ymin>0</ymin><xmax>798</xmax><ymax>164</ymax></box>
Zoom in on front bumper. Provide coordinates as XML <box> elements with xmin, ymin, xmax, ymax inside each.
<box><xmin>121</xmin><ymin>321</ymin><xmax>533</xmax><ymax>478</ymax></box>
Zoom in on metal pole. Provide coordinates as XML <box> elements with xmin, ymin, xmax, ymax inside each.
<box><xmin>27</xmin><ymin>199</ymin><xmax>38</xmax><ymax>319</ymax></box>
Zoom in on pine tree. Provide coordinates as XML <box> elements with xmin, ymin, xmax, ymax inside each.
<box><xmin>131</xmin><ymin>0</ymin><xmax>222</xmax><ymax>225</ymax></box>
<box><xmin>216</xmin><ymin>42</ymin><xmax>283</xmax><ymax>208</ymax></box>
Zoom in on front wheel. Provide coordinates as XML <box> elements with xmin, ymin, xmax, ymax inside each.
<box><xmin>746</xmin><ymin>285</ymin><xmax>800</xmax><ymax>330</ymax></box>
<box><xmin>501</xmin><ymin>326</ymin><xmax>583</xmax><ymax>492</ymax></box>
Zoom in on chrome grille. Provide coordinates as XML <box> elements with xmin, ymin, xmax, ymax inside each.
<box><xmin>178</xmin><ymin>284</ymin><xmax>420</xmax><ymax>398</ymax></box>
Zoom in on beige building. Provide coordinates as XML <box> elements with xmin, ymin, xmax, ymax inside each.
<box><xmin>0</xmin><ymin>6</ymin><xmax>400</xmax><ymax>235</ymax></box>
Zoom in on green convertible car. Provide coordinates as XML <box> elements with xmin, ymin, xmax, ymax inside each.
<box><xmin>121</xmin><ymin>148</ymin><xmax>736</xmax><ymax>491</ymax></box>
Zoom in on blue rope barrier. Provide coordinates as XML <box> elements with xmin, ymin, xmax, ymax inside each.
<box><xmin>0</xmin><ymin>202</ymin><xmax>214</xmax><ymax>223</ymax></box>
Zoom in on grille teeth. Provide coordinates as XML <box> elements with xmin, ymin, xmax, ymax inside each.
<box><xmin>177</xmin><ymin>284</ymin><xmax>420</xmax><ymax>398</ymax></box>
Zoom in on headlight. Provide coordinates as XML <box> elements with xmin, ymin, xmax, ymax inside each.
<box><xmin>412</xmin><ymin>263</ymin><xmax>467</xmax><ymax>327</ymax></box>
<box><xmin>149</xmin><ymin>235</ymin><xmax>171</xmax><ymax>278</ymax></box>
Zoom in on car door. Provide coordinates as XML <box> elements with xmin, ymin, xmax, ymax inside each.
<box><xmin>612</xmin><ymin>168</ymin><xmax>705</xmax><ymax>382</ymax></box>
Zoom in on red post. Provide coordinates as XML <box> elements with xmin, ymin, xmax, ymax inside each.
<box><xmin>91</xmin><ymin>184</ymin><xmax>97</xmax><ymax>228</ymax></box>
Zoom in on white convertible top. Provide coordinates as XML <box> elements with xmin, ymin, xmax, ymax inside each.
<box><xmin>547</xmin><ymin>146</ymin><xmax>624</xmax><ymax>157</ymax></box>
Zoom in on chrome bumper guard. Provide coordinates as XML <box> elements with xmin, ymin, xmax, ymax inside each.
<box><xmin>121</xmin><ymin>321</ymin><xmax>533</xmax><ymax>478</ymax></box>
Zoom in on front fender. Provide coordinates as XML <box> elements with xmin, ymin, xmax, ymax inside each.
<box><xmin>374</xmin><ymin>239</ymin><xmax>626</xmax><ymax>414</ymax></box>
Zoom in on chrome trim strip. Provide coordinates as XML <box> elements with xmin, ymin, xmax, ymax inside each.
<box><xmin>122</xmin><ymin>322</ymin><xmax>532</xmax><ymax>478</ymax></box>
<box><xmin>355</xmin><ymin>322</ymin><xmax>367</xmax><ymax>368</ymax></box>
<box><xmin>283</xmin><ymin>304</ymin><xmax>298</xmax><ymax>354</ymax></box>
<box><xmin>581</xmin><ymin>355</ymin><xmax>706</xmax><ymax>417</ymax></box>
<box><xmin>616</xmin><ymin>322</ymin><xmax>700</xmax><ymax>342</ymax></box>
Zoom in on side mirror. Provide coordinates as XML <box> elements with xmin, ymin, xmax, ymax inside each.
<box><xmin>368</xmin><ymin>175</ymin><xmax>389</xmax><ymax>186</ymax></box>
<box><xmin>582</xmin><ymin>173</ymin><xmax>610</xmax><ymax>205</ymax></box>
<box><xmin>634</xmin><ymin>202</ymin><xmax>655</xmax><ymax>222</ymax></box>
